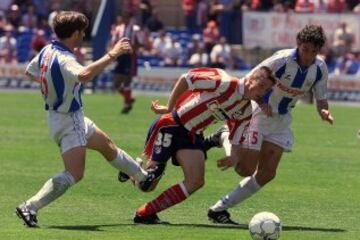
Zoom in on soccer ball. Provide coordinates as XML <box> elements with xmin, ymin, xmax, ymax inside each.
<box><xmin>249</xmin><ymin>212</ymin><xmax>282</xmax><ymax>240</ymax></box>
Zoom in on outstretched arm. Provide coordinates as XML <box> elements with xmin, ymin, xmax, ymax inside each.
<box><xmin>316</xmin><ymin>99</ymin><xmax>334</xmax><ymax>124</ymax></box>
<box><xmin>78</xmin><ymin>38</ymin><xmax>132</xmax><ymax>82</ymax></box>
<box><xmin>151</xmin><ymin>76</ymin><xmax>188</xmax><ymax>114</ymax></box>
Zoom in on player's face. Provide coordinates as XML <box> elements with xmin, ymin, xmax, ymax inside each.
<box><xmin>246</xmin><ymin>71</ymin><xmax>274</xmax><ymax>101</ymax></box>
<box><xmin>297</xmin><ymin>42</ymin><xmax>320</xmax><ymax>67</ymax></box>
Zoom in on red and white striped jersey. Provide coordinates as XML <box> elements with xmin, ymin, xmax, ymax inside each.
<box><xmin>176</xmin><ymin>67</ymin><xmax>253</xmax><ymax>144</ymax></box>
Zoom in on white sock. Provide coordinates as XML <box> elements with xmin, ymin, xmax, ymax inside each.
<box><xmin>26</xmin><ymin>171</ymin><xmax>75</xmax><ymax>212</ymax></box>
<box><xmin>109</xmin><ymin>148</ymin><xmax>147</xmax><ymax>182</ymax></box>
<box><xmin>210</xmin><ymin>176</ymin><xmax>261</xmax><ymax>212</ymax></box>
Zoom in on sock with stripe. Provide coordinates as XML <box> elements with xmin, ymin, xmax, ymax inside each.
<box><xmin>136</xmin><ymin>182</ymin><xmax>189</xmax><ymax>216</ymax></box>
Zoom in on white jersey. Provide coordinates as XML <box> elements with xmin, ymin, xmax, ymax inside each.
<box><xmin>255</xmin><ymin>48</ymin><xmax>328</xmax><ymax>114</ymax></box>
<box><xmin>26</xmin><ymin>40</ymin><xmax>84</xmax><ymax>113</ymax></box>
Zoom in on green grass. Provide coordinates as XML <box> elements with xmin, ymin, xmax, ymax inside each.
<box><xmin>0</xmin><ymin>91</ymin><xmax>359</xmax><ymax>240</ymax></box>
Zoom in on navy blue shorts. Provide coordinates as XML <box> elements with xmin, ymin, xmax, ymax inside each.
<box><xmin>143</xmin><ymin>112</ymin><xmax>206</xmax><ymax>166</ymax></box>
<box><xmin>114</xmin><ymin>53</ymin><xmax>137</xmax><ymax>75</ymax></box>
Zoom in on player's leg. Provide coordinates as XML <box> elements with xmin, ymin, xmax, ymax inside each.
<box><xmin>16</xmin><ymin>147</ymin><xmax>84</xmax><ymax>227</ymax></box>
<box><xmin>254</xmin><ymin>141</ymin><xmax>283</xmax><ymax>186</ymax></box>
<box><xmin>16</xmin><ymin>111</ymin><xmax>88</xmax><ymax>227</ymax></box>
<box><xmin>86</xmin><ymin>124</ymin><xmax>148</xmax><ymax>183</ymax></box>
<box><xmin>208</xmin><ymin>145</ymin><xmax>259</xmax><ymax>224</ymax></box>
<box><xmin>121</xmin><ymin>74</ymin><xmax>134</xmax><ymax>114</ymax></box>
<box><xmin>134</xmin><ymin>149</ymin><xmax>204</xmax><ymax>224</ymax></box>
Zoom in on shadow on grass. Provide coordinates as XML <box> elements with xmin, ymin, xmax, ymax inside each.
<box><xmin>46</xmin><ymin>223</ymin><xmax>346</xmax><ymax>233</ymax></box>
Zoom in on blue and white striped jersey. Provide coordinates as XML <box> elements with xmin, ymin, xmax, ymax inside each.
<box><xmin>254</xmin><ymin>48</ymin><xmax>328</xmax><ymax>114</ymax></box>
<box><xmin>26</xmin><ymin>40</ymin><xmax>84</xmax><ymax>113</ymax></box>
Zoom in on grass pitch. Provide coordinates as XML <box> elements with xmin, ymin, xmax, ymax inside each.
<box><xmin>0</xmin><ymin>91</ymin><xmax>359</xmax><ymax>240</ymax></box>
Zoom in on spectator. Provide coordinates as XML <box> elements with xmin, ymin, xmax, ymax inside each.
<box><xmin>182</xmin><ymin>0</ymin><xmax>197</xmax><ymax>34</ymax></box>
<box><xmin>272</xmin><ymin>0</ymin><xmax>285</xmax><ymax>12</ymax></box>
<box><xmin>333</xmin><ymin>22</ymin><xmax>355</xmax><ymax>57</ymax></box>
<box><xmin>0</xmin><ymin>25</ymin><xmax>16</xmax><ymax>63</ymax></box>
<box><xmin>153</xmin><ymin>29</ymin><xmax>171</xmax><ymax>58</ymax></box>
<box><xmin>163</xmin><ymin>37</ymin><xmax>183</xmax><ymax>66</ymax></box>
<box><xmin>7</xmin><ymin>4</ymin><xmax>21</xmax><ymax>28</ymax></box>
<box><xmin>188</xmin><ymin>44</ymin><xmax>209</xmax><ymax>67</ymax></box>
<box><xmin>186</xmin><ymin>34</ymin><xmax>202</xmax><ymax>59</ymax></box>
<box><xmin>210</xmin><ymin>36</ymin><xmax>232</xmax><ymax>69</ymax></box>
<box><xmin>145</xmin><ymin>10</ymin><xmax>164</xmax><ymax>33</ymax></box>
<box><xmin>203</xmin><ymin>20</ymin><xmax>220</xmax><ymax>54</ymax></box>
<box><xmin>295</xmin><ymin>0</ymin><xmax>315</xmax><ymax>12</ymax></box>
<box><xmin>334</xmin><ymin>52</ymin><xmax>360</xmax><ymax>75</ymax></box>
<box><xmin>21</xmin><ymin>5</ymin><xmax>38</xmax><ymax>29</ymax></box>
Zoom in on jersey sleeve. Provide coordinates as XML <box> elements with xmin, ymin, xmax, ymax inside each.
<box><xmin>25</xmin><ymin>53</ymin><xmax>41</xmax><ymax>79</ymax></box>
<box><xmin>250</xmin><ymin>50</ymin><xmax>288</xmax><ymax>75</ymax></box>
<box><xmin>183</xmin><ymin>67</ymin><xmax>222</xmax><ymax>92</ymax></box>
<box><xmin>58</xmin><ymin>53</ymin><xmax>84</xmax><ymax>83</ymax></box>
<box><xmin>312</xmin><ymin>62</ymin><xmax>328</xmax><ymax>100</ymax></box>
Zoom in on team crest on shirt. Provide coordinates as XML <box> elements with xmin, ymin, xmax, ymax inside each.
<box><xmin>154</xmin><ymin>146</ymin><xmax>162</xmax><ymax>154</ymax></box>
<box><xmin>207</xmin><ymin>101</ymin><xmax>229</xmax><ymax>120</ymax></box>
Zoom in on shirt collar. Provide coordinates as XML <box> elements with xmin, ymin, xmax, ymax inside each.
<box><xmin>51</xmin><ymin>40</ymin><xmax>73</xmax><ymax>53</ymax></box>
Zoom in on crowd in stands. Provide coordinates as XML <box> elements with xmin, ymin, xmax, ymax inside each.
<box><xmin>0</xmin><ymin>0</ymin><xmax>358</xmax><ymax>76</ymax></box>
<box><xmin>0</xmin><ymin>0</ymin><xmax>94</xmax><ymax>64</ymax></box>
<box><xmin>121</xmin><ymin>0</ymin><xmax>359</xmax><ymax>74</ymax></box>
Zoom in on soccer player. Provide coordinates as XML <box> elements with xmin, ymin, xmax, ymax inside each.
<box><xmin>206</xmin><ymin>25</ymin><xmax>335</xmax><ymax>224</ymax></box>
<box><xmin>109</xmin><ymin>12</ymin><xmax>142</xmax><ymax>114</ymax></box>
<box><xmin>132</xmin><ymin>66</ymin><xmax>276</xmax><ymax>224</ymax></box>
<box><xmin>15</xmin><ymin>11</ymin><xmax>153</xmax><ymax>228</ymax></box>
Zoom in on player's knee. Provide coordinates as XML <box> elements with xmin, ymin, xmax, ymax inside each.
<box><xmin>235</xmin><ymin>162</ymin><xmax>255</xmax><ymax>177</ymax></box>
<box><xmin>185</xmin><ymin>178</ymin><xmax>205</xmax><ymax>193</ymax></box>
<box><xmin>235</xmin><ymin>165</ymin><xmax>254</xmax><ymax>177</ymax></box>
<box><xmin>256</xmin><ymin>169</ymin><xmax>276</xmax><ymax>185</ymax></box>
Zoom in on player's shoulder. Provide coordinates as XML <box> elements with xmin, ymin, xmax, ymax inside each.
<box><xmin>272</xmin><ymin>48</ymin><xmax>296</xmax><ymax>59</ymax></box>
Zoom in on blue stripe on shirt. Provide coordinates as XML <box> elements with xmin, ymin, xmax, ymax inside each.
<box><xmin>51</xmin><ymin>57</ymin><xmax>65</xmax><ymax>111</ymax></box>
<box><xmin>291</xmin><ymin>68</ymin><xmax>308</xmax><ymax>88</ymax></box>
<box><xmin>275</xmin><ymin>64</ymin><xmax>286</xmax><ymax>79</ymax></box>
<box><xmin>278</xmin><ymin>97</ymin><xmax>292</xmax><ymax>114</ymax></box>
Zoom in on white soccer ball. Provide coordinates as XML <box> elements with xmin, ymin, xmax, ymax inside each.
<box><xmin>249</xmin><ymin>212</ymin><xmax>282</xmax><ymax>240</ymax></box>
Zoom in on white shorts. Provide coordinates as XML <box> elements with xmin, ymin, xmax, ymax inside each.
<box><xmin>48</xmin><ymin>110</ymin><xmax>97</xmax><ymax>154</ymax></box>
<box><xmin>242</xmin><ymin>106</ymin><xmax>294</xmax><ymax>152</ymax></box>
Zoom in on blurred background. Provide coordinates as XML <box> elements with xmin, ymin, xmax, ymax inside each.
<box><xmin>0</xmin><ymin>0</ymin><xmax>359</xmax><ymax>102</ymax></box>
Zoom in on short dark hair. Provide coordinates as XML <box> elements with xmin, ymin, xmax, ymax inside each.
<box><xmin>53</xmin><ymin>11</ymin><xmax>89</xmax><ymax>39</ymax></box>
<box><xmin>296</xmin><ymin>25</ymin><xmax>326</xmax><ymax>49</ymax></box>
<box><xmin>258</xmin><ymin>66</ymin><xmax>276</xmax><ymax>84</ymax></box>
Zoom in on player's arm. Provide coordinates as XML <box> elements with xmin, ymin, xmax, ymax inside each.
<box><xmin>313</xmin><ymin>64</ymin><xmax>334</xmax><ymax>125</ymax></box>
<box><xmin>77</xmin><ymin>38</ymin><xmax>132</xmax><ymax>82</ymax></box>
<box><xmin>316</xmin><ymin>99</ymin><xmax>334</xmax><ymax>124</ymax></box>
<box><xmin>151</xmin><ymin>75</ymin><xmax>188</xmax><ymax>114</ymax></box>
<box><xmin>25</xmin><ymin>51</ymin><xmax>42</xmax><ymax>82</ymax></box>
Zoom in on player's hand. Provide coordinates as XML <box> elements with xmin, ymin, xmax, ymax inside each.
<box><xmin>151</xmin><ymin>100</ymin><xmax>170</xmax><ymax>114</ymax></box>
<box><xmin>217</xmin><ymin>156</ymin><xmax>234</xmax><ymax>171</ymax></box>
<box><xmin>109</xmin><ymin>38</ymin><xmax>132</xmax><ymax>58</ymax></box>
<box><xmin>320</xmin><ymin>109</ymin><xmax>334</xmax><ymax>125</ymax></box>
<box><xmin>259</xmin><ymin>103</ymin><xmax>272</xmax><ymax>117</ymax></box>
